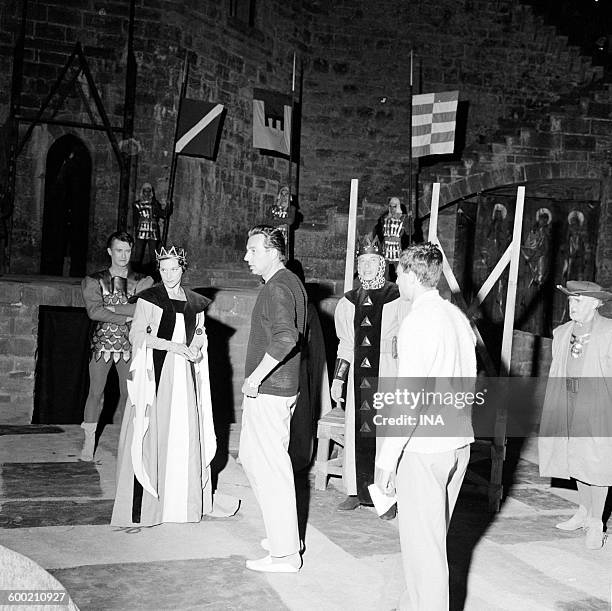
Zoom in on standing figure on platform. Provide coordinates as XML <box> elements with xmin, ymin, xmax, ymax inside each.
<box><xmin>239</xmin><ymin>225</ymin><xmax>307</xmax><ymax>573</ymax></box>
<box><xmin>132</xmin><ymin>182</ymin><xmax>166</xmax><ymax>268</ymax></box>
<box><xmin>268</xmin><ymin>185</ymin><xmax>297</xmax><ymax>259</ymax></box>
<box><xmin>80</xmin><ymin>231</ymin><xmax>153</xmax><ymax>461</ymax></box>
<box><xmin>538</xmin><ymin>280</ymin><xmax>612</xmax><ymax>550</ymax></box>
<box><xmin>331</xmin><ymin>235</ymin><xmax>406</xmax><ymax>518</ymax></box>
<box><xmin>376</xmin><ymin>243</ymin><xmax>477</xmax><ymax>611</ymax></box>
<box><xmin>111</xmin><ymin>246</ymin><xmax>240</xmax><ymax>527</ymax></box>
<box><xmin>374</xmin><ymin>196</ymin><xmax>409</xmax><ymax>280</ymax></box>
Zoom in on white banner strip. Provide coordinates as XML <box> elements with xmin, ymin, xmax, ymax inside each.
<box><xmin>175</xmin><ymin>104</ymin><xmax>224</xmax><ymax>153</ymax></box>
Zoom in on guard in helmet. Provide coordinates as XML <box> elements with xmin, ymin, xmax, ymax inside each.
<box><xmin>331</xmin><ymin>235</ymin><xmax>408</xmax><ymax>517</ymax></box>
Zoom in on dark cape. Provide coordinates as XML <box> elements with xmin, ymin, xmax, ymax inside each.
<box><xmin>346</xmin><ymin>281</ymin><xmax>399</xmax><ymax>504</ymax></box>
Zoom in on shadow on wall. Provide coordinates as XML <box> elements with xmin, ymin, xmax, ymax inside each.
<box><xmin>195</xmin><ymin>287</ymin><xmax>237</xmax><ymax>489</ymax></box>
<box><xmin>287</xmin><ymin>259</ymin><xmax>338</xmax><ymax>381</ymax></box>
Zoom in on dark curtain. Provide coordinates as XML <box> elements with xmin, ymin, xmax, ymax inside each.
<box><xmin>33</xmin><ymin>306</ymin><xmax>91</xmax><ymax>424</ymax></box>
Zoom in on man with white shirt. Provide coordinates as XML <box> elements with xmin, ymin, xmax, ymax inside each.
<box><xmin>375</xmin><ymin>242</ymin><xmax>476</xmax><ymax>611</ymax></box>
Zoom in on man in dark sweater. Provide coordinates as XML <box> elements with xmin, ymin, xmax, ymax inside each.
<box><xmin>239</xmin><ymin>225</ymin><xmax>307</xmax><ymax>573</ymax></box>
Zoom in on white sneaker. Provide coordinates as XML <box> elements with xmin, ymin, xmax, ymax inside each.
<box><xmin>585</xmin><ymin>520</ymin><xmax>606</xmax><ymax>550</ymax></box>
<box><xmin>555</xmin><ymin>506</ymin><xmax>587</xmax><ymax>531</ymax></box>
<box><xmin>246</xmin><ymin>555</ymin><xmax>301</xmax><ymax>573</ymax></box>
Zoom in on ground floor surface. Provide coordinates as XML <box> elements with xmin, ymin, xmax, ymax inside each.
<box><xmin>0</xmin><ymin>425</ymin><xmax>610</xmax><ymax>610</ymax></box>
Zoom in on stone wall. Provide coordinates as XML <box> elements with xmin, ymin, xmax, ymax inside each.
<box><xmin>0</xmin><ymin>277</ymin><xmax>261</xmax><ymax>424</ymax></box>
<box><xmin>1</xmin><ymin>273</ymin><xmax>551</xmax><ymax>426</ymax></box>
<box><xmin>1</xmin><ymin>271</ymin><xmax>554</xmax><ymax>427</ymax></box>
<box><xmin>0</xmin><ymin>275</ymin><xmax>339</xmax><ymax>425</ymax></box>
<box><xmin>302</xmin><ymin>0</ymin><xmax>599</xmax><ymax>217</ymax></box>
<box><xmin>0</xmin><ymin>0</ymin><xmax>608</xmax><ymax>281</ymax></box>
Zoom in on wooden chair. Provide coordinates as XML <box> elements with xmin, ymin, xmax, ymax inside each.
<box><xmin>314</xmin><ymin>407</ymin><xmax>345</xmax><ymax>490</ymax></box>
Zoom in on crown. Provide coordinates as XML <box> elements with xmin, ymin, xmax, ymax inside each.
<box><xmin>356</xmin><ymin>235</ymin><xmax>382</xmax><ymax>257</ymax></box>
<box><xmin>155</xmin><ymin>245</ymin><xmax>187</xmax><ymax>263</ymax></box>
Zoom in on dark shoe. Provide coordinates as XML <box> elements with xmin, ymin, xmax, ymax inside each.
<box><xmin>379</xmin><ymin>503</ymin><xmax>397</xmax><ymax>521</ymax></box>
<box><xmin>337</xmin><ymin>495</ymin><xmax>360</xmax><ymax>511</ymax></box>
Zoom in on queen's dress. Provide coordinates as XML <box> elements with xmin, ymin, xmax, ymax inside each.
<box><xmin>111</xmin><ymin>284</ymin><xmax>237</xmax><ymax>526</ymax></box>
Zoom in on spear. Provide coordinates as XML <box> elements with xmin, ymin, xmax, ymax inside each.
<box><xmin>162</xmin><ymin>55</ymin><xmax>189</xmax><ymax>246</ymax></box>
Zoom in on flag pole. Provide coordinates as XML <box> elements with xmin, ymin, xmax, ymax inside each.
<box><xmin>407</xmin><ymin>49</ymin><xmax>413</xmax><ymax>245</ymax></box>
<box><xmin>162</xmin><ymin>55</ymin><xmax>189</xmax><ymax>247</ymax></box>
<box><xmin>344</xmin><ymin>179</ymin><xmax>359</xmax><ymax>292</ymax></box>
<box><xmin>415</xmin><ymin>56</ymin><xmax>423</xmax><ymax>243</ymax></box>
<box><xmin>286</xmin><ymin>51</ymin><xmax>296</xmax><ymax>259</ymax></box>
<box><xmin>287</xmin><ymin>52</ymin><xmax>296</xmax><ymax>193</ymax></box>
<box><xmin>117</xmin><ymin>0</ymin><xmax>137</xmax><ymax>232</ymax></box>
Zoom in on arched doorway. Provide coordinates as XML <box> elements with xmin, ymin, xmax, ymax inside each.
<box><xmin>40</xmin><ymin>135</ymin><xmax>91</xmax><ymax>277</ymax></box>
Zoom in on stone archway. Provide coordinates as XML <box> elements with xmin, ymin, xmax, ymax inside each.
<box><xmin>40</xmin><ymin>135</ymin><xmax>92</xmax><ymax>277</ymax></box>
<box><xmin>422</xmin><ymin>165</ymin><xmax>604</xmax><ymax>339</ymax></box>
<box><xmin>419</xmin><ymin>160</ymin><xmax>603</xmax><ymax>215</ymax></box>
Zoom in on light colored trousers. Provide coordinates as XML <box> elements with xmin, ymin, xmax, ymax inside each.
<box><xmin>396</xmin><ymin>445</ymin><xmax>470</xmax><ymax>611</ymax></box>
<box><xmin>239</xmin><ymin>393</ymin><xmax>300</xmax><ymax>558</ymax></box>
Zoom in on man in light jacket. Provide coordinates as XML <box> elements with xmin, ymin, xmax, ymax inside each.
<box><xmin>375</xmin><ymin>242</ymin><xmax>476</xmax><ymax>611</ymax></box>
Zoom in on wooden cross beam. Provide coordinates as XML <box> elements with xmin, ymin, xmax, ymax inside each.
<box><xmin>427</xmin><ymin>183</ymin><xmax>526</xmax><ymax>512</ymax></box>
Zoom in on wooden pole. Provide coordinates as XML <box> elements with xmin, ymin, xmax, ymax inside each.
<box><xmin>407</xmin><ymin>50</ymin><xmax>413</xmax><ymax>245</ymax></box>
<box><xmin>286</xmin><ymin>51</ymin><xmax>296</xmax><ymax>260</ymax></box>
<box><xmin>428</xmin><ymin>182</ymin><xmax>498</xmax><ymax>377</ymax></box>
<box><xmin>427</xmin><ymin>182</ymin><xmax>440</xmax><ymax>242</ymax></box>
<box><xmin>489</xmin><ymin>185</ymin><xmax>525</xmax><ymax>512</ymax></box>
<box><xmin>16</xmin><ymin>44</ymin><xmax>79</xmax><ymax>158</ymax></box>
<box><xmin>343</xmin><ymin>179</ymin><xmax>359</xmax><ymax>293</ymax></box>
<box><xmin>475</xmin><ymin>246</ymin><xmax>512</xmax><ymax>304</ymax></box>
<box><xmin>294</xmin><ymin>58</ymin><xmax>304</xmax><ymax>196</ymax></box>
<box><xmin>287</xmin><ymin>51</ymin><xmax>295</xmax><ymax>196</ymax></box>
<box><xmin>117</xmin><ymin>0</ymin><xmax>137</xmax><ymax>231</ymax></box>
<box><xmin>77</xmin><ymin>45</ymin><xmax>123</xmax><ymax>163</ymax></box>
<box><xmin>500</xmin><ymin>186</ymin><xmax>525</xmax><ymax>375</ymax></box>
<box><xmin>162</xmin><ymin>55</ymin><xmax>189</xmax><ymax>247</ymax></box>
<box><xmin>429</xmin><ymin>183</ymin><xmax>526</xmax><ymax>511</ymax></box>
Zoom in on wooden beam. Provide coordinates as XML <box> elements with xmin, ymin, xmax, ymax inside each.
<box><xmin>76</xmin><ymin>43</ymin><xmax>122</xmax><ymax>165</ymax></box>
<box><xmin>427</xmin><ymin>182</ymin><xmax>440</xmax><ymax>242</ymax></box>
<box><xmin>489</xmin><ymin>185</ymin><xmax>526</xmax><ymax>512</ymax></box>
<box><xmin>16</xmin><ymin>115</ymin><xmax>123</xmax><ymax>132</ymax></box>
<box><xmin>343</xmin><ymin>179</ymin><xmax>359</xmax><ymax>293</ymax></box>
<box><xmin>16</xmin><ymin>43</ymin><xmax>79</xmax><ymax>157</ymax></box>
<box><xmin>500</xmin><ymin>185</ymin><xmax>525</xmax><ymax>375</ymax></box>
<box><xmin>476</xmin><ymin>246</ymin><xmax>512</xmax><ymax>304</ymax></box>
<box><xmin>427</xmin><ymin>183</ymin><xmax>497</xmax><ymax>377</ymax></box>
<box><xmin>118</xmin><ymin>0</ymin><xmax>137</xmax><ymax>232</ymax></box>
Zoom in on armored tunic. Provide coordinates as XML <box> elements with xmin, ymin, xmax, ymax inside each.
<box><xmin>382</xmin><ymin>215</ymin><xmax>406</xmax><ymax>262</ymax></box>
<box><xmin>82</xmin><ymin>270</ymin><xmax>150</xmax><ymax>363</ymax></box>
<box><xmin>134</xmin><ymin>202</ymin><xmax>160</xmax><ymax>241</ymax></box>
<box><xmin>268</xmin><ymin>203</ymin><xmax>297</xmax><ymax>256</ymax></box>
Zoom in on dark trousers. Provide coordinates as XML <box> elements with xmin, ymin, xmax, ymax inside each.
<box><xmin>134</xmin><ymin>238</ymin><xmax>158</xmax><ymax>266</ymax></box>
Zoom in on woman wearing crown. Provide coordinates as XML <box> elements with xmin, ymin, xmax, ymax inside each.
<box><xmin>111</xmin><ymin>246</ymin><xmax>239</xmax><ymax>527</ymax></box>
